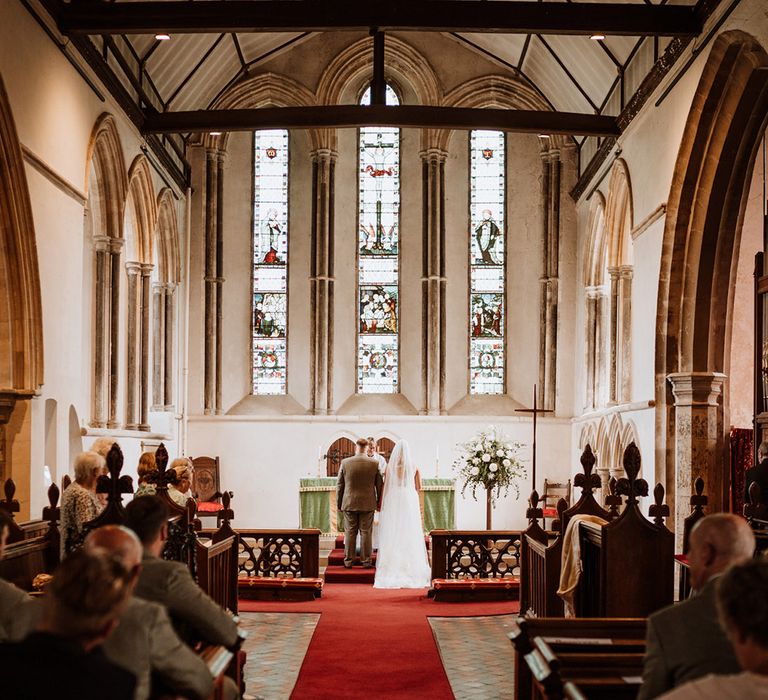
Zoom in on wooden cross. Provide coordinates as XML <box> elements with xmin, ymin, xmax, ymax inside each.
<box><xmin>515</xmin><ymin>385</ymin><xmax>554</xmax><ymax>492</ymax></box>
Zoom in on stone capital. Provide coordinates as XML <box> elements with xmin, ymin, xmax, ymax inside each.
<box><xmin>619</xmin><ymin>265</ymin><xmax>634</xmax><ymax>279</ymax></box>
<box><xmin>667</xmin><ymin>372</ymin><xmax>727</xmax><ymax>407</ymax></box>
<box><xmin>125</xmin><ymin>261</ymin><xmax>143</xmax><ymax>275</ymax></box>
<box><xmin>93</xmin><ymin>235</ymin><xmax>112</xmax><ymax>252</ymax></box>
<box><xmin>109</xmin><ymin>237</ymin><xmax>125</xmax><ymax>253</ymax></box>
<box><xmin>310</xmin><ymin>148</ymin><xmax>338</xmax><ymax>163</ymax></box>
<box><xmin>607</xmin><ymin>265</ymin><xmax>621</xmax><ymax>280</ymax></box>
<box><xmin>419</xmin><ymin>148</ymin><xmax>448</xmax><ymax>164</ymax></box>
<box><xmin>139</xmin><ymin>262</ymin><xmax>154</xmax><ymax>276</ymax></box>
<box><xmin>585</xmin><ymin>285</ymin><xmax>606</xmax><ymax>300</ymax></box>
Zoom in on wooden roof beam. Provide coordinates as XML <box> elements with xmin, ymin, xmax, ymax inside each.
<box><xmin>142</xmin><ymin>105</ymin><xmax>621</xmax><ymax>137</ymax></box>
<box><xmin>59</xmin><ymin>1</ymin><xmax>701</xmax><ymax>37</ymax></box>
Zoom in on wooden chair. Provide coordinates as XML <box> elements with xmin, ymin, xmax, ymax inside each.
<box><xmin>541</xmin><ymin>478</ymin><xmax>571</xmax><ymax>530</ymax></box>
<box><xmin>191</xmin><ymin>456</ymin><xmax>225</xmax><ymax>521</ymax></box>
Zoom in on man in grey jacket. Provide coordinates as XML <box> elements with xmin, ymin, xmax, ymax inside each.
<box><xmin>639</xmin><ymin>513</ymin><xmax>755</xmax><ymax>699</ymax></box>
<box><xmin>85</xmin><ymin>526</ymin><xmax>215</xmax><ymax>700</ymax></box>
<box><xmin>125</xmin><ymin>495</ymin><xmax>240</xmax><ymax>649</ymax></box>
<box><xmin>337</xmin><ymin>437</ymin><xmax>384</xmax><ymax>568</ymax></box>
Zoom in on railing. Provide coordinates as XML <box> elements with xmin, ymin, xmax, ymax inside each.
<box><xmin>196</xmin><ymin>534</ymin><xmax>239</xmax><ymax>616</ymax></box>
<box><xmin>235</xmin><ymin>529</ymin><xmax>321</xmax><ymax>579</ymax></box>
<box><xmin>430</xmin><ymin>530</ymin><xmax>521</xmax><ymax>580</ymax></box>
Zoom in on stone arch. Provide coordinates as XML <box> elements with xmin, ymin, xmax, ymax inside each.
<box><xmin>438</xmin><ymin>75</ymin><xmax>567</xmax><ymax>152</ymax></box>
<box><xmin>605</xmin><ymin>159</ymin><xmax>634</xmax><ymax>268</ymax></box>
<box><xmin>656</xmin><ymin>30</ymin><xmax>768</xmax><ymax>537</ymax></box>
<box><xmin>0</xmin><ymin>75</ymin><xmax>44</xmax><ymax>396</ymax></box>
<box><xmin>85</xmin><ymin>114</ymin><xmax>127</xmax><ymax>241</ymax></box>
<box><xmin>156</xmin><ymin>188</ymin><xmax>180</xmax><ymax>284</ymax></box>
<box><xmin>584</xmin><ymin>193</ymin><xmax>608</xmax><ymax>287</ymax></box>
<box><xmin>126</xmin><ymin>155</ymin><xmax>157</xmax><ymax>264</ymax></box>
<box><xmin>205</xmin><ymin>72</ymin><xmax>317</xmax><ymax>152</ymax></box>
<box><xmin>316</xmin><ymin>36</ymin><xmax>442</xmax><ymax>150</ymax></box>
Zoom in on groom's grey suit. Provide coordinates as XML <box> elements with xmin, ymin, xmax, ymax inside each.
<box><xmin>337</xmin><ymin>454</ymin><xmax>384</xmax><ymax>567</ymax></box>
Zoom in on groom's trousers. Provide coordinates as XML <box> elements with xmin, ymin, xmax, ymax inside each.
<box><xmin>343</xmin><ymin>510</ymin><xmax>375</xmax><ymax>565</ymax></box>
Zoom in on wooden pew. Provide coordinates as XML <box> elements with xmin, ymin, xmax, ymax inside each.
<box><xmin>520</xmin><ymin>445</ymin><xmax>612</xmax><ymax>618</ymax></box>
<box><xmin>429</xmin><ymin>530</ymin><xmax>521</xmax><ymax>601</ymax></box>
<box><xmin>0</xmin><ymin>482</ymin><xmax>61</xmax><ymax>591</ymax></box>
<box><xmin>571</xmin><ymin>443</ymin><xmax>674</xmax><ymax>618</ymax></box>
<box><xmin>675</xmin><ymin>476</ymin><xmax>707</xmax><ymax>600</ymax></box>
<box><xmin>195</xmin><ymin>493</ymin><xmax>239</xmax><ymax>615</ymax></box>
<box><xmin>509</xmin><ymin>616</ymin><xmax>646</xmax><ymax>700</ymax></box>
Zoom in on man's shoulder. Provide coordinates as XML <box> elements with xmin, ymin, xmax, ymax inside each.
<box><xmin>342</xmin><ymin>455</ymin><xmax>377</xmax><ymax>468</ymax></box>
<box><xmin>649</xmin><ymin>583</ymin><xmax>717</xmax><ymax>633</ymax></box>
<box><xmin>0</xmin><ymin>577</ymin><xmax>29</xmax><ymax>606</ymax></box>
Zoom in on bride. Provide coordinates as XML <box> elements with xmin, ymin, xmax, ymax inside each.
<box><xmin>374</xmin><ymin>439</ymin><xmax>432</xmax><ymax>589</ymax></box>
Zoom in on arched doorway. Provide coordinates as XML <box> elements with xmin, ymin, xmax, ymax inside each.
<box><xmin>656</xmin><ymin>31</ymin><xmax>768</xmax><ymax>540</ymax></box>
<box><xmin>0</xmin><ymin>74</ymin><xmax>44</xmax><ymax>516</ymax></box>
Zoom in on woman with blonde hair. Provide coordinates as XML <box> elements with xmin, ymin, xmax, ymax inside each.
<box><xmin>168</xmin><ymin>457</ymin><xmax>195</xmax><ymax>507</ymax></box>
<box><xmin>134</xmin><ymin>452</ymin><xmax>157</xmax><ymax>498</ymax></box>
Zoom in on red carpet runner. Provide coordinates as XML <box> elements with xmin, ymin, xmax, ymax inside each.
<box><xmin>240</xmin><ymin>584</ymin><xmax>518</xmax><ymax>699</ymax></box>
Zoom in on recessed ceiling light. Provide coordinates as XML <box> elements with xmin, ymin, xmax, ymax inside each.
<box><xmin>590</xmin><ymin>34</ymin><xmax>606</xmax><ymax>41</ymax></box>
<box><xmin>538</xmin><ymin>134</ymin><xmax>550</xmax><ymax>139</ymax></box>
<box><xmin>155</xmin><ymin>33</ymin><xmax>171</xmax><ymax>41</ymax></box>
<box><xmin>209</xmin><ymin>131</ymin><xmax>222</xmax><ymax>136</ymax></box>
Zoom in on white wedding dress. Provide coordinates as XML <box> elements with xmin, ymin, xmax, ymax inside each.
<box><xmin>374</xmin><ymin>440</ymin><xmax>432</xmax><ymax>589</ymax></box>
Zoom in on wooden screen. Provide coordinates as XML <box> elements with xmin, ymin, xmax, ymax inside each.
<box><xmin>325</xmin><ymin>437</ymin><xmax>355</xmax><ymax>477</ymax></box>
<box><xmin>377</xmin><ymin>437</ymin><xmax>395</xmax><ymax>462</ymax></box>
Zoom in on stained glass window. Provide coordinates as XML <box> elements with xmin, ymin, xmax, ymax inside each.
<box><xmin>357</xmin><ymin>85</ymin><xmax>400</xmax><ymax>393</ymax></box>
<box><xmin>252</xmin><ymin>130</ymin><xmax>288</xmax><ymax>394</ymax></box>
<box><xmin>470</xmin><ymin>130</ymin><xmax>506</xmax><ymax>394</ymax></box>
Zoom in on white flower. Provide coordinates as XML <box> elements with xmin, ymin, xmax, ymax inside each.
<box><xmin>482</xmin><ymin>453</ymin><xmax>491</xmax><ymax>462</ymax></box>
<box><xmin>472</xmin><ymin>457</ymin><xmax>480</xmax><ymax>465</ymax></box>
<box><xmin>487</xmin><ymin>470</ymin><xmax>496</xmax><ymax>480</ymax></box>
<box><xmin>505</xmin><ymin>450</ymin><xmax>514</xmax><ymax>458</ymax></box>
<box><xmin>489</xmin><ymin>463</ymin><xmax>498</xmax><ymax>472</ymax></box>
<box><xmin>503</xmin><ymin>459</ymin><xmax>511</xmax><ymax>467</ymax></box>
<box><xmin>470</xmin><ymin>466</ymin><xmax>480</xmax><ymax>476</ymax></box>
<box><xmin>496</xmin><ymin>449</ymin><xmax>505</xmax><ymax>458</ymax></box>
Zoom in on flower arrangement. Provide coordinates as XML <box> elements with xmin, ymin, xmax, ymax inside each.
<box><xmin>453</xmin><ymin>427</ymin><xmax>526</xmax><ymax>526</ymax></box>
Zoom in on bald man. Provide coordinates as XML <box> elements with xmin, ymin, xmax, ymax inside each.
<box><xmin>85</xmin><ymin>526</ymin><xmax>216</xmax><ymax>700</ymax></box>
<box><xmin>638</xmin><ymin>514</ymin><xmax>756</xmax><ymax>699</ymax></box>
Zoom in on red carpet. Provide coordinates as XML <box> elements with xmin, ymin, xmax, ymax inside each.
<box><xmin>239</xmin><ymin>584</ymin><xmax>518</xmax><ymax>699</ymax></box>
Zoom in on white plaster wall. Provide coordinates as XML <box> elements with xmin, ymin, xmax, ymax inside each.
<box><xmin>187</xmin><ymin>416</ymin><xmax>572</xmax><ymax>530</ymax></box>
<box><xmin>1</xmin><ymin>0</ymin><xmax>187</xmax><ymax>514</ymax></box>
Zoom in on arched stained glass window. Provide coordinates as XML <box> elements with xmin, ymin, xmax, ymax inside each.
<box><xmin>252</xmin><ymin>129</ymin><xmax>288</xmax><ymax>394</ymax></box>
<box><xmin>357</xmin><ymin>85</ymin><xmax>400</xmax><ymax>393</ymax></box>
<box><xmin>469</xmin><ymin>130</ymin><xmax>506</xmax><ymax>394</ymax></box>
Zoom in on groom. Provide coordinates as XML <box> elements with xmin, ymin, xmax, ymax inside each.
<box><xmin>337</xmin><ymin>438</ymin><xmax>384</xmax><ymax>568</ymax></box>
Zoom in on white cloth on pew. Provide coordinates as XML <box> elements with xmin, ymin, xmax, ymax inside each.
<box><xmin>658</xmin><ymin>671</ymin><xmax>768</xmax><ymax>699</ymax></box>
<box><xmin>556</xmin><ymin>514</ymin><xmax>608</xmax><ymax>617</ymax></box>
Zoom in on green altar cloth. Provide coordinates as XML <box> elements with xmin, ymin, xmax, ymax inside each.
<box><xmin>299</xmin><ymin>477</ymin><xmax>455</xmax><ymax>534</ymax></box>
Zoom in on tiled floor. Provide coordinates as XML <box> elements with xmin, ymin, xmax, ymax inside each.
<box><xmin>429</xmin><ymin>614</ymin><xmax>516</xmax><ymax>700</ymax></box>
<box><xmin>239</xmin><ymin>612</ymin><xmax>320</xmax><ymax>699</ymax></box>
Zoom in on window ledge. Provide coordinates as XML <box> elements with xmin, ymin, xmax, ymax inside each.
<box><xmin>335</xmin><ymin>393</ymin><xmax>418</xmax><ymax>416</ymax></box>
<box><xmin>448</xmin><ymin>394</ymin><xmax>526</xmax><ymax>416</ymax></box>
<box><xmin>81</xmin><ymin>427</ymin><xmax>174</xmax><ymax>441</ymax></box>
<box><xmin>227</xmin><ymin>394</ymin><xmax>306</xmax><ymax>416</ymax></box>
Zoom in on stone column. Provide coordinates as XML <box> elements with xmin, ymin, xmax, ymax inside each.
<box><xmin>667</xmin><ymin>372</ymin><xmax>726</xmax><ymax>549</ymax></box>
<box><xmin>310</xmin><ymin>149</ymin><xmax>336</xmax><ymax>414</ymax></box>
<box><xmin>214</xmin><ymin>153</ymin><xmax>225</xmax><ymax>414</ymax></box>
<box><xmin>164</xmin><ymin>283</ymin><xmax>176</xmax><ymax>409</ymax></box>
<box><xmin>420</xmin><ymin>149</ymin><xmax>447</xmax><ymax>415</ymax></box>
<box><xmin>584</xmin><ymin>286</ymin><xmax>599</xmax><ymax>409</ymax></box>
<box><xmin>618</xmin><ymin>265</ymin><xmax>633</xmax><ymax>403</ymax></box>
<box><xmin>124</xmin><ymin>261</ymin><xmax>142</xmax><ymax>430</ymax></box>
<box><xmin>139</xmin><ymin>263</ymin><xmax>153</xmax><ymax>430</ymax></box>
<box><xmin>203</xmin><ymin>149</ymin><xmax>218</xmax><ymax>414</ymax></box>
<box><xmin>152</xmin><ymin>283</ymin><xmax>165</xmax><ymax>409</ymax></box>
<box><xmin>0</xmin><ymin>394</ymin><xmax>16</xmax><ymax>481</ymax></box>
<box><xmin>608</xmin><ymin>266</ymin><xmax>620</xmax><ymax>404</ymax></box>
<box><xmin>91</xmin><ymin>236</ymin><xmax>111</xmax><ymax>427</ymax></box>
<box><xmin>107</xmin><ymin>237</ymin><xmax>123</xmax><ymax>429</ymax></box>
<box><xmin>539</xmin><ymin>149</ymin><xmax>561</xmax><ymax>410</ymax></box>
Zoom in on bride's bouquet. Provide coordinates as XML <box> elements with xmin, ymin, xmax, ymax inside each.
<box><xmin>453</xmin><ymin>427</ymin><xmax>526</xmax><ymax>504</ymax></box>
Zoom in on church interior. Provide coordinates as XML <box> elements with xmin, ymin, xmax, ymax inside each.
<box><xmin>2</xmin><ymin>0</ymin><xmax>768</xmax><ymax>697</ymax></box>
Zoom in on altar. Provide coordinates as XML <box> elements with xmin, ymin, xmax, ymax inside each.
<box><xmin>299</xmin><ymin>477</ymin><xmax>456</xmax><ymax>535</ymax></box>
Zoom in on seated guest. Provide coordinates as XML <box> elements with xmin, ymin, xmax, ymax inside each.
<box><xmin>60</xmin><ymin>451</ymin><xmax>105</xmax><ymax>556</ymax></box>
<box><xmin>134</xmin><ymin>451</ymin><xmax>157</xmax><ymax>498</ymax></box>
<box><xmin>0</xmin><ymin>510</ymin><xmax>39</xmax><ymax>642</ymax></box>
<box><xmin>659</xmin><ymin>559</ymin><xmax>768</xmax><ymax>698</ymax></box>
<box><xmin>745</xmin><ymin>441</ymin><xmax>768</xmax><ymax>505</ymax></box>
<box><xmin>168</xmin><ymin>457</ymin><xmax>195</xmax><ymax>507</ymax></box>
<box><xmin>0</xmin><ymin>548</ymin><xmax>136</xmax><ymax>699</ymax></box>
<box><xmin>125</xmin><ymin>495</ymin><xmax>239</xmax><ymax>648</ymax></box>
<box><xmin>639</xmin><ymin>513</ymin><xmax>755</xmax><ymax>699</ymax></box>
<box><xmin>85</xmin><ymin>526</ymin><xmax>217</xmax><ymax>700</ymax></box>
<box><xmin>91</xmin><ymin>436</ymin><xmax>117</xmax><ymax>507</ymax></box>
